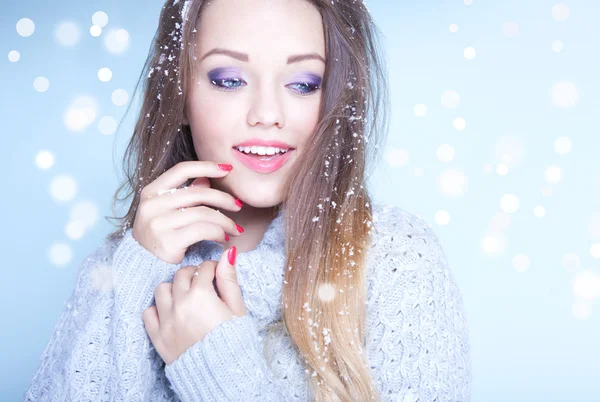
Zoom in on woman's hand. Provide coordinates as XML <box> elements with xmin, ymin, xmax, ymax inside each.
<box><xmin>133</xmin><ymin>160</ymin><xmax>245</xmax><ymax>265</ymax></box>
<box><xmin>142</xmin><ymin>246</ymin><xmax>246</xmax><ymax>366</ymax></box>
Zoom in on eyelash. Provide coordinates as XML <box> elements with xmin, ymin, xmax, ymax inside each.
<box><xmin>209</xmin><ymin>78</ymin><xmax>320</xmax><ymax>96</ymax></box>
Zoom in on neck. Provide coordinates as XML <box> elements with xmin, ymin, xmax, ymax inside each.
<box><xmin>221</xmin><ymin>205</ymin><xmax>278</xmax><ymax>253</ymax></box>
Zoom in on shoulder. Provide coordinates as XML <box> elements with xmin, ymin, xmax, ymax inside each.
<box><xmin>364</xmin><ymin>203</ymin><xmax>472</xmax><ymax>400</ymax></box>
<box><xmin>365</xmin><ymin>201</ymin><xmax>465</xmax><ymax>323</ymax></box>
<box><xmin>367</xmin><ymin>202</ymin><xmax>448</xmax><ymax>279</ymax></box>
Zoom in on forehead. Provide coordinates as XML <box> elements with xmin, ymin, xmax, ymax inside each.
<box><xmin>196</xmin><ymin>0</ymin><xmax>325</xmax><ymax>64</ymax></box>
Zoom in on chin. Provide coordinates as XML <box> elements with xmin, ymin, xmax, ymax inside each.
<box><xmin>236</xmin><ymin>190</ymin><xmax>284</xmax><ymax>209</ymax></box>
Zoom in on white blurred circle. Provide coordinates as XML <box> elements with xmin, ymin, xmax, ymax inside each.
<box><xmin>111</xmin><ymin>89</ymin><xmax>129</xmax><ymax>106</ymax></box>
<box><xmin>533</xmin><ymin>206</ymin><xmax>546</xmax><ymax>218</ymax></box>
<box><xmin>552</xmin><ymin>3</ymin><xmax>570</xmax><ymax>22</ymax></box>
<box><xmin>513</xmin><ymin>254</ymin><xmax>530</xmax><ymax>272</ymax></box>
<box><xmin>435</xmin><ymin>210</ymin><xmax>450</xmax><ymax>226</ymax></box>
<box><xmin>49</xmin><ymin>242</ymin><xmax>73</xmax><ymax>266</ymax></box>
<box><xmin>386</xmin><ymin>147</ymin><xmax>409</xmax><ymax>167</ymax></box>
<box><xmin>92</xmin><ymin>11</ymin><xmax>109</xmax><ymax>28</ymax></box>
<box><xmin>541</xmin><ymin>185</ymin><xmax>553</xmax><ymax>197</ymax></box>
<box><xmin>414</xmin><ymin>104</ymin><xmax>427</xmax><ymax>117</ymax></box>
<box><xmin>552</xmin><ymin>40</ymin><xmax>563</xmax><ymax>52</ymax></box>
<box><xmin>453</xmin><ymin>117</ymin><xmax>466</xmax><ymax>131</ymax></box>
<box><xmin>98</xmin><ymin>116</ymin><xmax>118</xmax><ymax>135</ymax></box>
<box><xmin>63</xmin><ymin>95</ymin><xmax>99</xmax><ymax>132</ymax></box>
<box><xmin>562</xmin><ymin>253</ymin><xmax>580</xmax><ymax>272</ymax></box>
<box><xmin>437</xmin><ymin>169</ymin><xmax>467</xmax><ymax>198</ymax></box>
<box><xmin>98</xmin><ymin>67</ymin><xmax>113</xmax><ymax>82</ymax></box>
<box><xmin>17</xmin><ymin>18</ymin><xmax>35</xmax><ymax>37</ymax></box>
<box><xmin>482</xmin><ymin>233</ymin><xmax>505</xmax><ymax>255</ymax></box>
<box><xmin>551</xmin><ymin>81</ymin><xmax>578</xmax><ymax>108</ymax></box>
<box><xmin>545</xmin><ymin>166</ymin><xmax>562</xmax><ymax>184</ymax></box>
<box><xmin>483</xmin><ymin>163</ymin><xmax>493</xmax><ymax>174</ymax></box>
<box><xmin>8</xmin><ymin>50</ymin><xmax>20</xmax><ymax>62</ymax></box>
<box><xmin>589</xmin><ymin>216</ymin><xmax>600</xmax><ymax>238</ymax></box>
<box><xmin>441</xmin><ymin>90</ymin><xmax>460</xmax><ymax>109</ymax></box>
<box><xmin>591</xmin><ymin>243</ymin><xmax>600</xmax><ymax>259</ymax></box>
<box><xmin>502</xmin><ymin>22</ymin><xmax>519</xmax><ymax>38</ymax></box>
<box><xmin>70</xmin><ymin>201</ymin><xmax>99</xmax><ymax>228</ymax></box>
<box><xmin>66</xmin><ymin>221</ymin><xmax>86</xmax><ymax>240</ymax></box>
<box><xmin>500</xmin><ymin>194</ymin><xmax>520</xmax><ymax>213</ymax></box>
<box><xmin>449</xmin><ymin>24</ymin><xmax>459</xmax><ymax>33</ymax></box>
<box><xmin>437</xmin><ymin>144</ymin><xmax>455</xmax><ymax>162</ymax></box>
<box><xmin>572</xmin><ymin>299</ymin><xmax>591</xmax><ymax>320</ymax></box>
<box><xmin>35</xmin><ymin>150</ymin><xmax>55</xmax><ymax>169</ymax></box>
<box><xmin>414</xmin><ymin>167</ymin><xmax>424</xmax><ymax>177</ymax></box>
<box><xmin>318</xmin><ymin>283</ymin><xmax>336</xmax><ymax>302</ymax></box>
<box><xmin>55</xmin><ymin>21</ymin><xmax>80</xmax><ymax>47</ymax></box>
<box><xmin>464</xmin><ymin>47</ymin><xmax>476</xmax><ymax>60</ymax></box>
<box><xmin>104</xmin><ymin>28</ymin><xmax>130</xmax><ymax>54</ymax></box>
<box><xmin>33</xmin><ymin>76</ymin><xmax>50</xmax><ymax>92</ymax></box>
<box><xmin>116</xmin><ymin>29</ymin><xmax>129</xmax><ymax>43</ymax></box>
<box><xmin>496</xmin><ymin>164</ymin><xmax>509</xmax><ymax>176</ymax></box>
<box><xmin>50</xmin><ymin>175</ymin><xmax>77</xmax><ymax>202</ymax></box>
<box><xmin>464</xmin><ymin>0</ymin><xmax>473</xmax><ymax>5</ymax></box>
<box><xmin>554</xmin><ymin>137</ymin><xmax>572</xmax><ymax>154</ymax></box>
<box><xmin>90</xmin><ymin>25</ymin><xmax>102</xmax><ymax>37</ymax></box>
<box><xmin>489</xmin><ymin>211</ymin><xmax>511</xmax><ymax>232</ymax></box>
<box><xmin>572</xmin><ymin>271</ymin><xmax>600</xmax><ymax>300</ymax></box>
<box><xmin>90</xmin><ymin>265</ymin><xmax>114</xmax><ymax>293</ymax></box>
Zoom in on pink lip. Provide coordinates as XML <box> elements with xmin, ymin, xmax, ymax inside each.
<box><xmin>233</xmin><ymin>138</ymin><xmax>295</xmax><ymax>149</ymax></box>
<box><xmin>232</xmin><ymin>148</ymin><xmax>294</xmax><ymax>174</ymax></box>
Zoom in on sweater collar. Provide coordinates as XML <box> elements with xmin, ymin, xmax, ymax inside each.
<box><xmin>185</xmin><ymin>207</ymin><xmax>287</xmax><ymax>328</ymax></box>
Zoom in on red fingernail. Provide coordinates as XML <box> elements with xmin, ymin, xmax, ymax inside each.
<box><xmin>228</xmin><ymin>246</ymin><xmax>237</xmax><ymax>265</ymax></box>
<box><xmin>218</xmin><ymin>164</ymin><xmax>233</xmax><ymax>171</ymax></box>
<box><xmin>224</xmin><ymin>233</ymin><xmax>230</xmax><ymax>241</ymax></box>
<box><xmin>234</xmin><ymin>198</ymin><xmax>243</xmax><ymax>208</ymax></box>
<box><xmin>236</xmin><ymin>224</ymin><xmax>244</xmax><ymax>233</ymax></box>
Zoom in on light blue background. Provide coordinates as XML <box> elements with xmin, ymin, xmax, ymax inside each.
<box><xmin>2</xmin><ymin>0</ymin><xmax>599</xmax><ymax>401</ymax></box>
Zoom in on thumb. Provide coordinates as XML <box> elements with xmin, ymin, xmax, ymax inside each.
<box><xmin>215</xmin><ymin>246</ymin><xmax>246</xmax><ymax>316</ymax></box>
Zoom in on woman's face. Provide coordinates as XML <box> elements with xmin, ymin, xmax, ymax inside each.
<box><xmin>184</xmin><ymin>0</ymin><xmax>326</xmax><ymax>209</ymax></box>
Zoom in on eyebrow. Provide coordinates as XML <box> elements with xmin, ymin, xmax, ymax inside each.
<box><xmin>200</xmin><ymin>48</ymin><xmax>326</xmax><ymax>64</ymax></box>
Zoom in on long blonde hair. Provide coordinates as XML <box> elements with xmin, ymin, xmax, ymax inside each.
<box><xmin>105</xmin><ymin>1</ymin><xmax>390</xmax><ymax>400</ymax></box>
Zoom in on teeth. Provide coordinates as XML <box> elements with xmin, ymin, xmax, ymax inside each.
<box><xmin>235</xmin><ymin>146</ymin><xmax>289</xmax><ymax>156</ymax></box>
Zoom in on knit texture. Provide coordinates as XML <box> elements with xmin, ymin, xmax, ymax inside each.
<box><xmin>23</xmin><ymin>202</ymin><xmax>471</xmax><ymax>401</ymax></box>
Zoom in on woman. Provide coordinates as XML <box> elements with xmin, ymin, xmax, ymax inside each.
<box><xmin>23</xmin><ymin>0</ymin><xmax>471</xmax><ymax>401</ymax></box>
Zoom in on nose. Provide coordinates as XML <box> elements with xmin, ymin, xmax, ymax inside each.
<box><xmin>246</xmin><ymin>82</ymin><xmax>285</xmax><ymax>129</ymax></box>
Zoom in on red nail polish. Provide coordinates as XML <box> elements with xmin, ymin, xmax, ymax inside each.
<box><xmin>224</xmin><ymin>233</ymin><xmax>230</xmax><ymax>241</ymax></box>
<box><xmin>234</xmin><ymin>198</ymin><xmax>243</xmax><ymax>208</ymax></box>
<box><xmin>218</xmin><ymin>164</ymin><xmax>233</xmax><ymax>171</ymax></box>
<box><xmin>228</xmin><ymin>246</ymin><xmax>237</xmax><ymax>265</ymax></box>
<box><xmin>236</xmin><ymin>224</ymin><xmax>244</xmax><ymax>233</ymax></box>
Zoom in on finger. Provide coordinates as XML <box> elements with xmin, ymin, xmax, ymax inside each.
<box><xmin>191</xmin><ymin>260</ymin><xmax>218</xmax><ymax>290</ymax></box>
<box><xmin>172</xmin><ymin>265</ymin><xmax>198</xmax><ymax>300</ymax></box>
<box><xmin>175</xmin><ymin>221</ymin><xmax>231</xmax><ymax>245</ymax></box>
<box><xmin>149</xmin><ymin>186</ymin><xmax>242</xmax><ymax>213</ymax></box>
<box><xmin>215</xmin><ymin>247</ymin><xmax>246</xmax><ymax>316</ymax></box>
<box><xmin>142</xmin><ymin>306</ymin><xmax>160</xmax><ymax>337</ymax></box>
<box><xmin>189</xmin><ymin>177</ymin><xmax>210</xmax><ymax>188</ymax></box>
<box><xmin>154</xmin><ymin>282</ymin><xmax>173</xmax><ymax>318</ymax></box>
<box><xmin>141</xmin><ymin>161</ymin><xmax>232</xmax><ymax>200</ymax></box>
<box><xmin>155</xmin><ymin>205</ymin><xmax>243</xmax><ymax>237</ymax></box>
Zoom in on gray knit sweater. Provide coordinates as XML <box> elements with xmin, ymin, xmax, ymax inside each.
<box><xmin>23</xmin><ymin>202</ymin><xmax>471</xmax><ymax>401</ymax></box>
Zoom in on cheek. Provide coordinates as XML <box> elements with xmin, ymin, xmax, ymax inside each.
<box><xmin>289</xmin><ymin>101</ymin><xmax>321</xmax><ymax>142</ymax></box>
<box><xmin>187</xmin><ymin>92</ymin><xmax>235</xmax><ymax>142</ymax></box>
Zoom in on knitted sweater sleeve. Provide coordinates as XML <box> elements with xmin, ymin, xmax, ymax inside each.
<box><xmin>365</xmin><ymin>206</ymin><xmax>472</xmax><ymax>401</ymax></box>
<box><xmin>22</xmin><ymin>229</ymin><xmax>184</xmax><ymax>402</ymax></box>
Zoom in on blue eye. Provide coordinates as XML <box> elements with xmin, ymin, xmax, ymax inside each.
<box><xmin>210</xmin><ymin>78</ymin><xmax>245</xmax><ymax>92</ymax></box>
<box><xmin>209</xmin><ymin>77</ymin><xmax>321</xmax><ymax>96</ymax></box>
<box><xmin>287</xmin><ymin>82</ymin><xmax>321</xmax><ymax>96</ymax></box>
